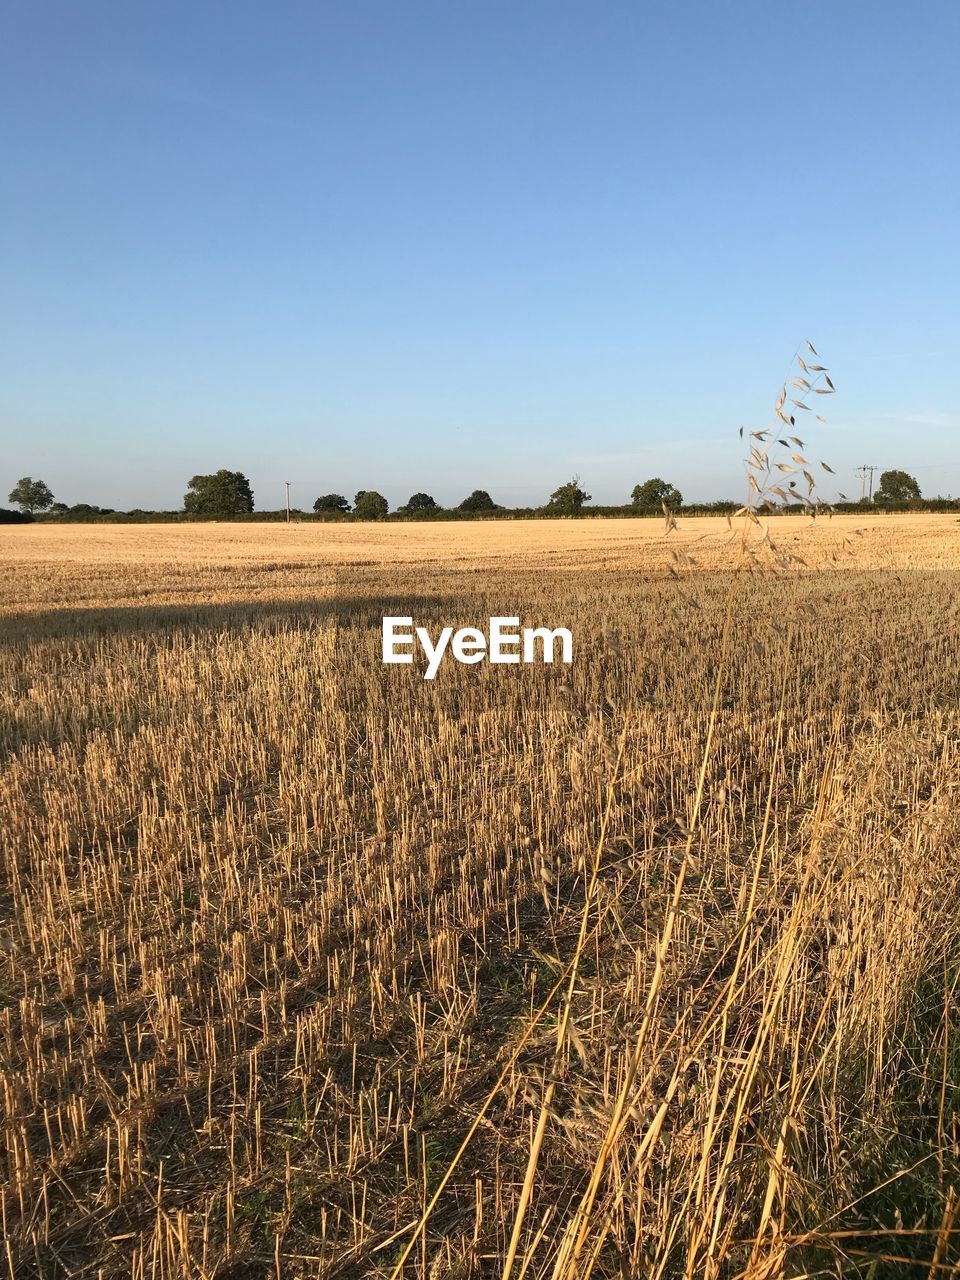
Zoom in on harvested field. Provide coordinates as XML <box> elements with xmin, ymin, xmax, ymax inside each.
<box><xmin>1</xmin><ymin>517</ymin><xmax>959</xmax><ymax>1278</ymax></box>
<box><xmin>3</xmin><ymin>514</ymin><xmax>960</xmax><ymax>611</ymax></box>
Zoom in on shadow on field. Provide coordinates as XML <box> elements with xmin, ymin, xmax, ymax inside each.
<box><xmin>0</xmin><ymin>593</ymin><xmax>453</xmax><ymax>646</ymax></box>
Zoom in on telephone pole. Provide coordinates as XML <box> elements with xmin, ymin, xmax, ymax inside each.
<box><xmin>284</xmin><ymin>482</ymin><xmax>291</xmax><ymax>523</ymax></box>
<box><xmin>857</xmin><ymin>465</ymin><xmax>877</xmax><ymax>502</ymax></box>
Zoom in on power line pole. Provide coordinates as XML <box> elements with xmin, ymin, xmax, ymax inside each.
<box><xmin>857</xmin><ymin>465</ymin><xmax>877</xmax><ymax>501</ymax></box>
<box><xmin>285</xmin><ymin>481</ymin><xmax>291</xmax><ymax>523</ymax></box>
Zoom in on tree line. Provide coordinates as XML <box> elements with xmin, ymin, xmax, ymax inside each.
<box><xmin>4</xmin><ymin>471</ymin><xmax>688</xmax><ymax>518</ymax></box>
<box><xmin>3</xmin><ymin>467</ymin><xmax>928</xmax><ymax>522</ymax></box>
<box><xmin>180</xmin><ymin>473</ymin><xmax>645</xmax><ymax>517</ymax></box>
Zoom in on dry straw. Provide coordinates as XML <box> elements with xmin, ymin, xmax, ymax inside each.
<box><xmin>2</xmin><ymin>346</ymin><xmax>959</xmax><ymax>1277</ymax></box>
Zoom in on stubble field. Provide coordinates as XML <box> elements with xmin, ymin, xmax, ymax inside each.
<box><xmin>2</xmin><ymin>516</ymin><xmax>960</xmax><ymax>1279</ymax></box>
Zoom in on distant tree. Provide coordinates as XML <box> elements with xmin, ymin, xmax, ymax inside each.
<box><xmin>874</xmin><ymin>469</ymin><xmax>921</xmax><ymax>502</ymax></box>
<box><xmin>546</xmin><ymin>477</ymin><xmax>591</xmax><ymax>515</ymax></box>
<box><xmin>354</xmin><ymin>490</ymin><xmax>389</xmax><ymax>519</ymax></box>
<box><xmin>0</xmin><ymin>508</ymin><xmax>33</xmax><ymax>524</ymax></box>
<box><xmin>67</xmin><ymin>503</ymin><xmax>115</xmax><ymax>517</ymax></box>
<box><xmin>183</xmin><ymin>470</ymin><xmax>254</xmax><ymax>515</ymax></box>
<box><xmin>457</xmin><ymin>489</ymin><xmax>498</xmax><ymax>512</ymax></box>
<box><xmin>402</xmin><ymin>492</ymin><xmax>440</xmax><ymax>513</ymax></box>
<box><xmin>690</xmin><ymin>500</ymin><xmax>738</xmax><ymax>515</ymax></box>
<box><xmin>8</xmin><ymin>477</ymin><xmax>54</xmax><ymax>513</ymax></box>
<box><xmin>49</xmin><ymin>502</ymin><xmax>69</xmax><ymax>513</ymax></box>
<box><xmin>631</xmin><ymin>477</ymin><xmax>683</xmax><ymax>512</ymax></box>
<box><xmin>313</xmin><ymin>493</ymin><xmax>351</xmax><ymax>513</ymax></box>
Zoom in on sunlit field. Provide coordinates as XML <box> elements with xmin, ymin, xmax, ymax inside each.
<box><xmin>2</xmin><ymin>517</ymin><xmax>960</xmax><ymax>1278</ymax></box>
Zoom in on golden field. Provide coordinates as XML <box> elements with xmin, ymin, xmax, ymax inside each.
<box><xmin>2</xmin><ymin>515</ymin><xmax>960</xmax><ymax>615</ymax></box>
<box><xmin>2</xmin><ymin>515</ymin><xmax>960</xmax><ymax>1278</ymax></box>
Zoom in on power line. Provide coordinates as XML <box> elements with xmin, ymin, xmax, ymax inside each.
<box><xmin>856</xmin><ymin>465</ymin><xmax>877</xmax><ymax>501</ymax></box>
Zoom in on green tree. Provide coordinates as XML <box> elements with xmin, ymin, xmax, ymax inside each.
<box><xmin>874</xmin><ymin>469</ymin><xmax>921</xmax><ymax>502</ymax></box>
<box><xmin>354</xmin><ymin>490</ymin><xmax>389</xmax><ymax>519</ymax></box>
<box><xmin>67</xmin><ymin>503</ymin><xmax>114</xmax><ymax>517</ymax></box>
<box><xmin>546</xmin><ymin>477</ymin><xmax>591</xmax><ymax>514</ymax></box>
<box><xmin>313</xmin><ymin>493</ymin><xmax>350</xmax><ymax>513</ymax></box>
<box><xmin>631</xmin><ymin>477</ymin><xmax>683</xmax><ymax>512</ymax></box>
<box><xmin>8</xmin><ymin>477</ymin><xmax>54</xmax><ymax>513</ymax></box>
<box><xmin>401</xmin><ymin>492</ymin><xmax>439</xmax><ymax>513</ymax></box>
<box><xmin>183</xmin><ymin>470</ymin><xmax>254</xmax><ymax>515</ymax></box>
<box><xmin>457</xmin><ymin>489</ymin><xmax>498</xmax><ymax>512</ymax></box>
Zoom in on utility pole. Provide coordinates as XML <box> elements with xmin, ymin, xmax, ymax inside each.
<box><xmin>857</xmin><ymin>465</ymin><xmax>877</xmax><ymax>502</ymax></box>
<box><xmin>285</xmin><ymin>481</ymin><xmax>291</xmax><ymax>523</ymax></box>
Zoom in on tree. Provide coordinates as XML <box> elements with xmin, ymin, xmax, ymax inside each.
<box><xmin>458</xmin><ymin>489</ymin><xmax>498</xmax><ymax>512</ymax></box>
<box><xmin>354</xmin><ymin>490</ymin><xmax>389</xmax><ymax>519</ymax></box>
<box><xmin>313</xmin><ymin>493</ymin><xmax>350</xmax><ymax>513</ymax></box>
<box><xmin>631</xmin><ymin>477</ymin><xmax>683</xmax><ymax>512</ymax></box>
<box><xmin>874</xmin><ymin>469</ymin><xmax>921</xmax><ymax>503</ymax></box>
<box><xmin>67</xmin><ymin>503</ymin><xmax>114</xmax><ymax>517</ymax></box>
<box><xmin>8</xmin><ymin>477</ymin><xmax>54</xmax><ymax>513</ymax></box>
<box><xmin>183</xmin><ymin>470</ymin><xmax>254</xmax><ymax>515</ymax></box>
<box><xmin>546</xmin><ymin>477</ymin><xmax>591</xmax><ymax>515</ymax></box>
<box><xmin>402</xmin><ymin>492</ymin><xmax>439</xmax><ymax>513</ymax></box>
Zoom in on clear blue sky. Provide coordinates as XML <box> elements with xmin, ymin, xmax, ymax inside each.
<box><xmin>2</xmin><ymin>1</ymin><xmax>958</xmax><ymax>511</ymax></box>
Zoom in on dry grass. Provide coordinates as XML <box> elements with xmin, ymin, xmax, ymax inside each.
<box><xmin>2</xmin><ymin>518</ymin><xmax>959</xmax><ymax>1278</ymax></box>
<box><xmin>4</xmin><ymin>512</ymin><xmax>960</xmax><ymax>613</ymax></box>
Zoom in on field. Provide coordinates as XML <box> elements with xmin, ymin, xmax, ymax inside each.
<box><xmin>2</xmin><ymin>515</ymin><xmax>960</xmax><ymax>1279</ymax></box>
